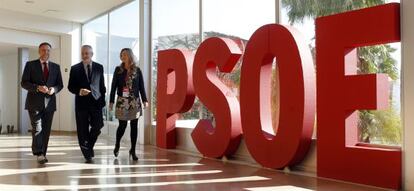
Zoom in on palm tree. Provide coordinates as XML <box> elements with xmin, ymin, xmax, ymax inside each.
<box><xmin>152</xmin><ymin>32</ymin><xmax>247</xmax><ymax>121</ymax></box>
<box><xmin>283</xmin><ymin>0</ymin><xmax>386</xmax><ymax>24</ymax></box>
<box><xmin>282</xmin><ymin>0</ymin><xmax>401</xmax><ymax>145</ymax></box>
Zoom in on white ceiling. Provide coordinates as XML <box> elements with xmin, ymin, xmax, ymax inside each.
<box><xmin>0</xmin><ymin>0</ymin><xmax>131</xmax><ymax>23</ymax></box>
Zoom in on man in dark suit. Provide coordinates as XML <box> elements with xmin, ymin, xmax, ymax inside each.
<box><xmin>21</xmin><ymin>42</ymin><xmax>64</xmax><ymax>164</ymax></box>
<box><xmin>68</xmin><ymin>45</ymin><xmax>106</xmax><ymax>163</ymax></box>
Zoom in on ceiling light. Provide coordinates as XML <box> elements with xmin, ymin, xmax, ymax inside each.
<box><xmin>43</xmin><ymin>9</ymin><xmax>60</xmax><ymax>13</ymax></box>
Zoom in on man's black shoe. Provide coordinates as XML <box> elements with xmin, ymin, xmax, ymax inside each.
<box><xmin>85</xmin><ymin>158</ymin><xmax>93</xmax><ymax>164</ymax></box>
<box><xmin>37</xmin><ymin>155</ymin><xmax>46</xmax><ymax>164</ymax></box>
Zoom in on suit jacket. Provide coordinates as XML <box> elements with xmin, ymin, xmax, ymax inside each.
<box><xmin>21</xmin><ymin>59</ymin><xmax>64</xmax><ymax>112</ymax></box>
<box><xmin>68</xmin><ymin>62</ymin><xmax>106</xmax><ymax>110</ymax></box>
<box><xmin>109</xmin><ymin>66</ymin><xmax>148</xmax><ymax>104</ymax></box>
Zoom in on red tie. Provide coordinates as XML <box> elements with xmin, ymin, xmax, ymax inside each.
<box><xmin>42</xmin><ymin>62</ymin><xmax>49</xmax><ymax>81</ymax></box>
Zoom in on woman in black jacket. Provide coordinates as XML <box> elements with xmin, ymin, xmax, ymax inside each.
<box><xmin>109</xmin><ymin>48</ymin><xmax>148</xmax><ymax>161</ymax></box>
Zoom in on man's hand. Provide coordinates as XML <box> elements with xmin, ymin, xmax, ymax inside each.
<box><xmin>109</xmin><ymin>103</ymin><xmax>114</xmax><ymax>112</ymax></box>
<box><xmin>79</xmin><ymin>89</ymin><xmax>91</xmax><ymax>96</ymax></box>
<box><xmin>37</xmin><ymin>86</ymin><xmax>49</xmax><ymax>94</ymax></box>
<box><xmin>143</xmin><ymin>102</ymin><xmax>149</xmax><ymax>109</ymax></box>
<box><xmin>47</xmin><ymin>87</ymin><xmax>55</xmax><ymax>95</ymax></box>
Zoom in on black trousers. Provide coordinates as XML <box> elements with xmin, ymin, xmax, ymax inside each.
<box><xmin>75</xmin><ymin>108</ymin><xmax>103</xmax><ymax>158</ymax></box>
<box><xmin>28</xmin><ymin>110</ymin><xmax>54</xmax><ymax>156</ymax></box>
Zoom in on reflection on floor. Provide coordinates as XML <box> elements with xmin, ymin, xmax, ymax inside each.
<box><xmin>0</xmin><ymin>134</ymin><xmax>386</xmax><ymax>191</ymax></box>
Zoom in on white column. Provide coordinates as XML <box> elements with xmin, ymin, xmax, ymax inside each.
<box><xmin>402</xmin><ymin>0</ymin><xmax>414</xmax><ymax>190</ymax></box>
<box><xmin>275</xmin><ymin>0</ymin><xmax>281</xmax><ymax>24</ymax></box>
<box><xmin>59</xmin><ymin>33</ymin><xmax>79</xmax><ymax>132</ymax></box>
<box><xmin>139</xmin><ymin>0</ymin><xmax>152</xmax><ymax>145</ymax></box>
<box><xmin>18</xmin><ymin>47</ymin><xmax>30</xmax><ymax>134</ymax></box>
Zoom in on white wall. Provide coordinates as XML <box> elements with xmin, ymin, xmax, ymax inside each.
<box><xmin>27</xmin><ymin>47</ymin><xmax>63</xmax><ymax>132</ymax></box>
<box><xmin>0</xmin><ymin>7</ymin><xmax>83</xmax><ymax>133</ymax></box>
<box><xmin>59</xmin><ymin>34</ymin><xmax>79</xmax><ymax>132</ymax></box>
<box><xmin>0</xmin><ymin>51</ymin><xmax>18</xmax><ymax>133</ymax></box>
<box><xmin>0</xmin><ymin>9</ymin><xmax>83</xmax><ymax>133</ymax></box>
<box><xmin>0</xmin><ymin>8</ymin><xmax>78</xmax><ymax>35</ymax></box>
<box><xmin>402</xmin><ymin>0</ymin><xmax>414</xmax><ymax>190</ymax></box>
<box><xmin>0</xmin><ymin>28</ymin><xmax>60</xmax><ymax>49</ymax></box>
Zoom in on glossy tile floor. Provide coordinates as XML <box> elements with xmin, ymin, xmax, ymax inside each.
<box><xmin>0</xmin><ymin>134</ymin><xmax>388</xmax><ymax>191</ymax></box>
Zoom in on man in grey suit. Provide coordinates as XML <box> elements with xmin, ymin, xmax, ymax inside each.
<box><xmin>21</xmin><ymin>42</ymin><xmax>64</xmax><ymax>164</ymax></box>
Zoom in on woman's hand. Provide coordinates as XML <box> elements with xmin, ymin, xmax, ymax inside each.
<box><xmin>109</xmin><ymin>103</ymin><xmax>114</xmax><ymax>111</ymax></box>
<box><xmin>143</xmin><ymin>102</ymin><xmax>149</xmax><ymax>109</ymax></box>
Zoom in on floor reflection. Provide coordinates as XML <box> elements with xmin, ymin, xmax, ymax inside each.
<box><xmin>70</xmin><ymin>169</ymin><xmax>222</xmax><ymax>179</ymax></box>
<box><xmin>245</xmin><ymin>185</ymin><xmax>314</xmax><ymax>191</ymax></box>
<box><xmin>0</xmin><ymin>134</ymin><xmax>385</xmax><ymax>191</ymax></box>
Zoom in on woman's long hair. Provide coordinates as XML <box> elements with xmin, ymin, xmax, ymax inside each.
<box><xmin>118</xmin><ymin>48</ymin><xmax>138</xmax><ymax>74</ymax></box>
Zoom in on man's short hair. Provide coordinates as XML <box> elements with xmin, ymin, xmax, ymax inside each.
<box><xmin>39</xmin><ymin>42</ymin><xmax>52</xmax><ymax>49</ymax></box>
<box><xmin>81</xmin><ymin>45</ymin><xmax>93</xmax><ymax>50</ymax></box>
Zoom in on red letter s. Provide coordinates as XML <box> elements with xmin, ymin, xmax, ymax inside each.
<box><xmin>191</xmin><ymin>37</ymin><xmax>243</xmax><ymax>158</ymax></box>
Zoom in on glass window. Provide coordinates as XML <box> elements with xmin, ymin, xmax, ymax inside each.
<box><xmin>109</xmin><ymin>0</ymin><xmax>140</xmax><ymax>75</ymax></box>
<box><xmin>203</xmin><ymin>0</ymin><xmax>275</xmax><ymax>40</ymax></box>
<box><xmin>82</xmin><ymin>14</ymin><xmax>109</xmax><ymax>69</ymax></box>
<box><xmin>82</xmin><ymin>14</ymin><xmax>109</xmax><ymax>121</ymax></box>
<box><xmin>82</xmin><ymin>1</ymin><xmax>140</xmax><ymax>125</ymax></box>
<box><xmin>199</xmin><ymin>0</ymin><xmax>276</xmax><ymax>131</ymax></box>
<box><xmin>281</xmin><ymin>0</ymin><xmax>402</xmax><ymax>145</ymax></box>
<box><xmin>107</xmin><ymin>1</ymin><xmax>140</xmax><ymax>122</ymax></box>
<box><xmin>151</xmin><ymin>0</ymin><xmax>200</xmax><ymax>125</ymax></box>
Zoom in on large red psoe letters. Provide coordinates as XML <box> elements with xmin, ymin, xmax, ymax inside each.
<box><xmin>156</xmin><ymin>49</ymin><xmax>195</xmax><ymax>149</ymax></box>
<box><xmin>239</xmin><ymin>24</ymin><xmax>315</xmax><ymax>169</ymax></box>
<box><xmin>191</xmin><ymin>38</ymin><xmax>243</xmax><ymax>158</ymax></box>
<box><xmin>316</xmin><ymin>3</ymin><xmax>401</xmax><ymax>189</ymax></box>
<box><xmin>156</xmin><ymin>3</ymin><xmax>401</xmax><ymax>189</ymax></box>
